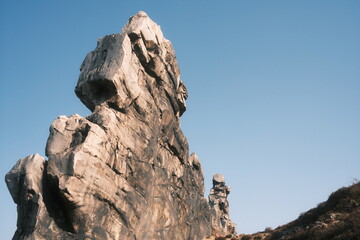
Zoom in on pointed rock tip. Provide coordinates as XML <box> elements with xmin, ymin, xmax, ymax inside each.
<box><xmin>128</xmin><ymin>11</ymin><xmax>151</xmax><ymax>23</ymax></box>
<box><xmin>122</xmin><ymin>10</ymin><xmax>164</xmax><ymax>45</ymax></box>
<box><xmin>136</xmin><ymin>11</ymin><xmax>148</xmax><ymax>17</ymax></box>
<box><xmin>124</xmin><ymin>10</ymin><xmax>159</xmax><ymax>34</ymax></box>
<box><xmin>213</xmin><ymin>174</ymin><xmax>225</xmax><ymax>184</ymax></box>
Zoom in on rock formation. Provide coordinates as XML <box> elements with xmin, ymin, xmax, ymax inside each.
<box><xmin>5</xmin><ymin>11</ymin><xmax>236</xmax><ymax>240</ymax></box>
<box><xmin>7</xmin><ymin>10</ymin><xmax>358</xmax><ymax>240</ymax></box>
<box><xmin>209</xmin><ymin>174</ymin><xmax>237</xmax><ymax>237</ymax></box>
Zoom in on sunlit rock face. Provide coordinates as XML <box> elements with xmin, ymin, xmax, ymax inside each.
<box><xmin>6</xmin><ymin>11</ymin><xmax>237</xmax><ymax>240</ymax></box>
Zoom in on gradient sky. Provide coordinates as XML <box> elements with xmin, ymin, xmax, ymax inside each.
<box><xmin>1</xmin><ymin>1</ymin><xmax>359</xmax><ymax>238</ymax></box>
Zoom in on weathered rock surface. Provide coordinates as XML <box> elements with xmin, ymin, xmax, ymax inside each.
<box><xmin>208</xmin><ymin>174</ymin><xmax>237</xmax><ymax>237</ymax></box>
<box><xmin>6</xmin><ymin>11</ymin><xmax>236</xmax><ymax>240</ymax></box>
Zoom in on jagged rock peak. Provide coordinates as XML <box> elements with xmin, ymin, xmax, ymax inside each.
<box><xmin>6</xmin><ymin>12</ymin><xmax>219</xmax><ymax>240</ymax></box>
<box><xmin>75</xmin><ymin>11</ymin><xmax>187</xmax><ymax>117</ymax></box>
<box><xmin>209</xmin><ymin>174</ymin><xmax>237</xmax><ymax>237</ymax></box>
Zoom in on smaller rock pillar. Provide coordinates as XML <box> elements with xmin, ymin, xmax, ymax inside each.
<box><xmin>209</xmin><ymin>173</ymin><xmax>237</xmax><ymax>237</ymax></box>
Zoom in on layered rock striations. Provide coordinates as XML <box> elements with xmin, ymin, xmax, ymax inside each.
<box><xmin>6</xmin><ymin>11</ymin><xmax>236</xmax><ymax>240</ymax></box>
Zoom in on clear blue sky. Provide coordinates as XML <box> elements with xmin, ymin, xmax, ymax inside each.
<box><xmin>1</xmin><ymin>0</ymin><xmax>359</xmax><ymax>238</ymax></box>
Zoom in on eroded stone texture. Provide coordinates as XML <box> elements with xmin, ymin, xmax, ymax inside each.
<box><xmin>209</xmin><ymin>174</ymin><xmax>237</xmax><ymax>237</ymax></box>
<box><xmin>6</xmin><ymin>11</ymin><xmax>237</xmax><ymax>240</ymax></box>
<box><xmin>5</xmin><ymin>154</ymin><xmax>75</xmax><ymax>239</ymax></box>
<box><xmin>5</xmin><ymin>11</ymin><xmax>214</xmax><ymax>240</ymax></box>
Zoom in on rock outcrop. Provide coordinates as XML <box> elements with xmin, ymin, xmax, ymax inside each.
<box><xmin>209</xmin><ymin>174</ymin><xmax>237</xmax><ymax>237</ymax></box>
<box><xmin>5</xmin><ymin>11</ymin><xmax>236</xmax><ymax>240</ymax></box>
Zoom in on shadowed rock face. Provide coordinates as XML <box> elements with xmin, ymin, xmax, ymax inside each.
<box><xmin>6</xmin><ymin>12</ymin><xmax>236</xmax><ymax>240</ymax></box>
<box><xmin>209</xmin><ymin>174</ymin><xmax>237</xmax><ymax>237</ymax></box>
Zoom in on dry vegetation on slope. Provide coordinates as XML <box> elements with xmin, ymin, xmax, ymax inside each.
<box><xmin>213</xmin><ymin>182</ymin><xmax>360</xmax><ymax>240</ymax></box>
